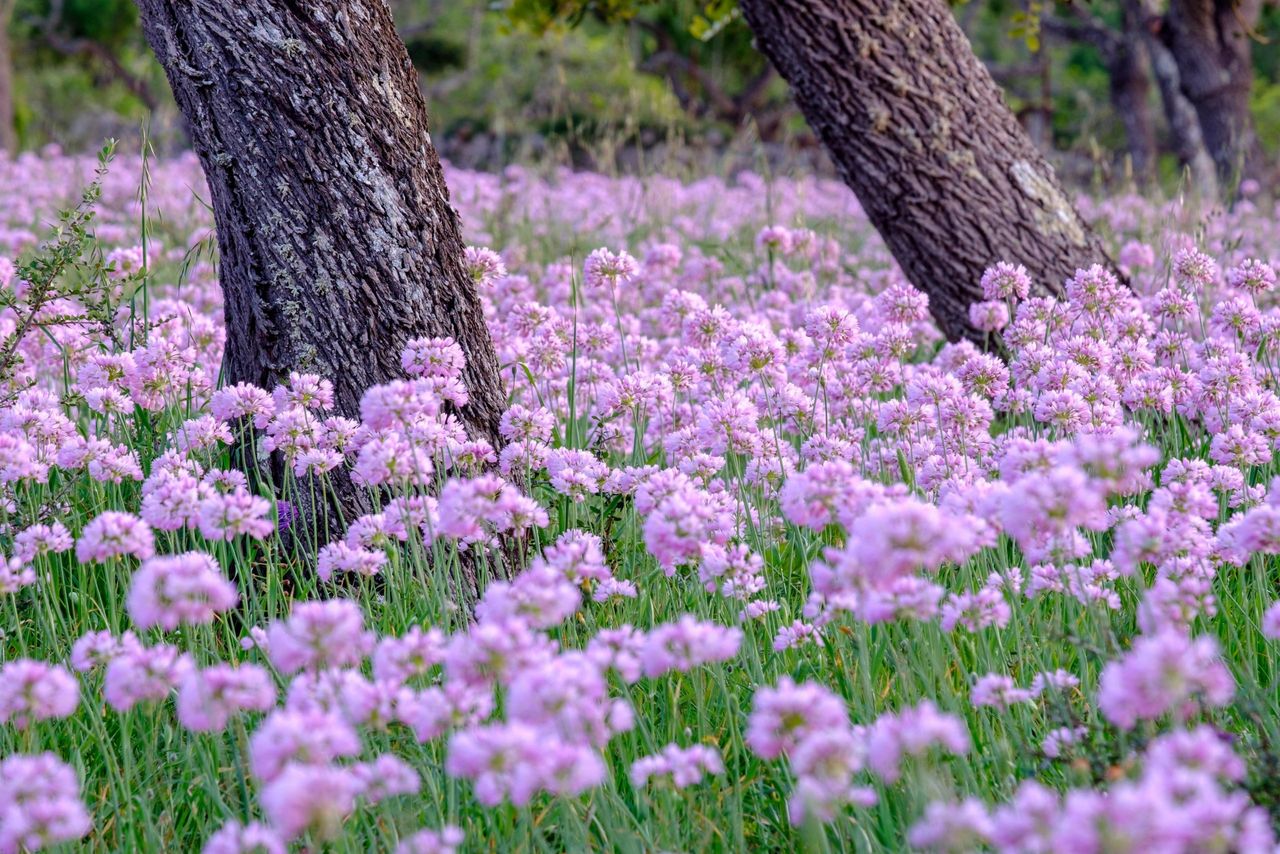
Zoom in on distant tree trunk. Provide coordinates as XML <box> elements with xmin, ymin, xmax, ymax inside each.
<box><xmin>1044</xmin><ymin>5</ymin><xmax>1158</xmax><ymax>185</ymax></box>
<box><xmin>1132</xmin><ymin>0</ymin><xmax>1218</xmax><ymax>197</ymax></box>
<box><xmin>0</xmin><ymin>0</ymin><xmax>17</xmax><ymax>155</ymax></box>
<box><xmin>1160</xmin><ymin>0</ymin><xmax>1263</xmax><ymax>188</ymax></box>
<box><xmin>1110</xmin><ymin>8</ymin><xmax>1158</xmax><ymax>184</ymax></box>
<box><xmin>738</xmin><ymin>0</ymin><xmax>1117</xmax><ymax>343</ymax></box>
<box><xmin>133</xmin><ymin>1</ymin><xmax>506</xmax><ymax>505</ymax></box>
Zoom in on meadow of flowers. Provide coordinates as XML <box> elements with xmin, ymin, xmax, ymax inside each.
<box><xmin>2</xmin><ymin>142</ymin><xmax>1280</xmax><ymax>852</ymax></box>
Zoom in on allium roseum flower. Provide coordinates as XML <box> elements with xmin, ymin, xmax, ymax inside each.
<box><xmin>0</xmin><ymin>753</ymin><xmax>92</xmax><ymax>852</ymax></box>
<box><xmin>349</xmin><ymin>754</ymin><xmax>421</xmax><ymax>804</ymax></box>
<box><xmin>259</xmin><ymin>763</ymin><xmax>358</xmax><ymax>841</ymax></box>
<box><xmin>197</xmin><ymin>489</ymin><xmax>274</xmax><ymax>541</ymax></box>
<box><xmin>177</xmin><ymin>664</ymin><xmax>276</xmax><ymax>732</ymax></box>
<box><xmin>373</xmin><ymin>625</ymin><xmax>447</xmax><ymax>684</ymax></box>
<box><xmin>202</xmin><ymin>820</ymin><xmax>286</xmax><ymax>854</ymax></box>
<box><xmin>75</xmin><ymin>511</ymin><xmax>155</xmax><ymax>563</ymax></box>
<box><xmin>1262</xmin><ymin>601</ymin><xmax>1280</xmax><ymax>640</ymax></box>
<box><xmin>865</xmin><ymin>701</ymin><xmax>970</xmax><ymax>783</ymax></box>
<box><xmin>248</xmin><ymin>709</ymin><xmax>361</xmax><ymax>782</ymax></box>
<box><xmin>463</xmin><ymin>245</ymin><xmax>506</xmax><ymax>287</ymax></box>
<box><xmin>0</xmin><ymin>557</ymin><xmax>35</xmax><ymax>594</ymax></box>
<box><xmin>266</xmin><ymin>599</ymin><xmax>373</xmax><ymax>674</ymax></box>
<box><xmin>629</xmin><ymin>744</ymin><xmax>723</xmax><ymax>788</ymax></box>
<box><xmin>12</xmin><ymin>522</ymin><xmax>72</xmax><ymax>563</ymax></box>
<box><xmin>1097</xmin><ymin>630</ymin><xmax>1234</xmax><ymax>729</ymax></box>
<box><xmin>0</xmin><ymin>660</ymin><xmax>79</xmax><ymax>729</ymax></box>
<box><xmin>640</xmin><ymin>616</ymin><xmax>741</xmax><ymax>678</ymax></box>
<box><xmin>69</xmin><ymin>629</ymin><xmax>139</xmax><ymax>673</ymax></box>
<box><xmin>103</xmin><ymin>643</ymin><xmax>194</xmax><ymax>711</ymax></box>
<box><xmin>316</xmin><ymin>541</ymin><xmax>387</xmax><ymax>582</ymax></box>
<box><xmin>968</xmin><ymin>300</ymin><xmax>1010</xmax><ymax>332</ymax></box>
<box><xmin>583</xmin><ymin>247</ymin><xmax>639</xmax><ymax>291</ymax></box>
<box><xmin>747</xmin><ymin>677</ymin><xmax>849</xmax><ymax>760</ymax></box>
<box><xmin>980</xmin><ymin>261</ymin><xmax>1031</xmax><ymax>301</ymax></box>
<box><xmin>402</xmin><ymin>336</ymin><xmax>465</xmax><ymax>379</ymax></box>
<box><xmin>395</xmin><ymin>825</ymin><xmax>464</xmax><ymax>854</ymax></box>
<box><xmin>127</xmin><ymin>551</ymin><xmax>238</xmax><ymax>631</ymax></box>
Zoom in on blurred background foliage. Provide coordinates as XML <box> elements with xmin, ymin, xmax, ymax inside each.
<box><xmin>2</xmin><ymin>0</ymin><xmax>1277</xmax><ymax>187</ymax></box>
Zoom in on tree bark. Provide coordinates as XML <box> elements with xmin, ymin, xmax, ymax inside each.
<box><xmin>1110</xmin><ymin>7</ymin><xmax>1159</xmax><ymax>185</ymax></box>
<box><xmin>1043</xmin><ymin>6</ymin><xmax>1158</xmax><ymax>185</ymax></box>
<box><xmin>1161</xmin><ymin>0</ymin><xmax>1263</xmax><ymax>188</ymax></box>
<box><xmin>737</xmin><ymin>0</ymin><xmax>1118</xmax><ymax>344</ymax></box>
<box><xmin>1132</xmin><ymin>0</ymin><xmax>1219</xmax><ymax>197</ymax></box>
<box><xmin>132</xmin><ymin>1</ymin><xmax>506</xmax><ymax>443</ymax></box>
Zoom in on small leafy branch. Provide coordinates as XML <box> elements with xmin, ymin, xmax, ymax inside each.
<box><xmin>0</xmin><ymin>140</ymin><xmax>124</xmax><ymax>400</ymax></box>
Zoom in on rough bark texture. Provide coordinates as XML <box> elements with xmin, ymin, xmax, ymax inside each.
<box><xmin>1161</xmin><ymin>0</ymin><xmax>1263</xmax><ymax>187</ymax></box>
<box><xmin>133</xmin><ymin>0</ymin><xmax>506</xmax><ymax>449</ymax></box>
<box><xmin>738</xmin><ymin>0</ymin><xmax>1118</xmax><ymax>344</ymax></box>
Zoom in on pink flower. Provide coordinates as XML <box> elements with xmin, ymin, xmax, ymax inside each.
<box><xmin>865</xmin><ymin>701</ymin><xmax>969</xmax><ymax>783</ymax></box>
<box><xmin>629</xmin><ymin>743</ymin><xmax>723</xmax><ymax>788</ymax></box>
<box><xmin>980</xmin><ymin>261</ymin><xmax>1031</xmax><ymax>301</ymax></box>
<box><xmin>197</xmin><ymin>489</ymin><xmax>274</xmax><ymax>541</ymax></box>
<box><xmin>69</xmin><ymin>630</ymin><xmax>139</xmax><ymax>673</ymax></box>
<box><xmin>583</xmin><ymin>247</ymin><xmax>639</xmax><ymax>291</ymax></box>
<box><xmin>128</xmin><ymin>551</ymin><xmax>238</xmax><ymax>631</ymax></box>
<box><xmin>266</xmin><ymin>599</ymin><xmax>373</xmax><ymax>675</ymax></box>
<box><xmin>259</xmin><ymin>763</ymin><xmax>357</xmax><ymax>841</ymax></box>
<box><xmin>968</xmin><ymin>300</ymin><xmax>1010</xmax><ymax>332</ymax></box>
<box><xmin>210</xmin><ymin>383</ymin><xmax>275</xmax><ymax>428</ymax></box>
<box><xmin>177</xmin><ymin>664</ymin><xmax>276</xmax><ymax>732</ymax></box>
<box><xmin>75</xmin><ymin>511</ymin><xmax>155</xmax><ymax>563</ymax></box>
<box><xmin>0</xmin><ymin>753</ymin><xmax>92</xmax><ymax>852</ymax></box>
<box><xmin>1097</xmin><ymin>630</ymin><xmax>1235</xmax><ymax>729</ymax></box>
<box><xmin>395</xmin><ymin>825</ymin><xmax>464</xmax><ymax>854</ymax></box>
<box><xmin>316</xmin><ymin>541</ymin><xmax>386</xmax><ymax>582</ymax></box>
<box><xmin>747</xmin><ymin>677</ymin><xmax>849</xmax><ymax>760</ymax></box>
<box><xmin>13</xmin><ymin>523</ymin><xmax>72</xmax><ymax>562</ymax></box>
<box><xmin>248</xmin><ymin>709</ymin><xmax>361</xmax><ymax>782</ymax></box>
<box><xmin>0</xmin><ymin>660</ymin><xmax>79</xmax><ymax>729</ymax></box>
<box><xmin>640</xmin><ymin>616</ymin><xmax>741</xmax><ymax>678</ymax></box>
<box><xmin>1263</xmin><ymin>601</ymin><xmax>1280</xmax><ymax>640</ymax></box>
<box><xmin>103</xmin><ymin>643</ymin><xmax>194</xmax><ymax>711</ymax></box>
<box><xmin>970</xmin><ymin>674</ymin><xmax>1034</xmax><ymax>709</ymax></box>
<box><xmin>202</xmin><ymin>820</ymin><xmax>286</xmax><ymax>854</ymax></box>
<box><xmin>349</xmin><ymin>754</ymin><xmax>420</xmax><ymax>804</ymax></box>
<box><xmin>402</xmin><ymin>336</ymin><xmax>465</xmax><ymax>379</ymax></box>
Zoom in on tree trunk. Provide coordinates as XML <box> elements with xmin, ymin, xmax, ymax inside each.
<box><xmin>132</xmin><ymin>2</ymin><xmax>506</xmax><ymax>447</ymax></box>
<box><xmin>1043</xmin><ymin>7</ymin><xmax>1158</xmax><ymax>186</ymax></box>
<box><xmin>1134</xmin><ymin>0</ymin><xmax>1219</xmax><ymax>197</ymax></box>
<box><xmin>1111</xmin><ymin>9</ymin><xmax>1158</xmax><ymax>185</ymax></box>
<box><xmin>737</xmin><ymin>0</ymin><xmax>1117</xmax><ymax>344</ymax></box>
<box><xmin>0</xmin><ymin>1</ymin><xmax>18</xmax><ymax>155</ymax></box>
<box><xmin>1161</xmin><ymin>0</ymin><xmax>1262</xmax><ymax>188</ymax></box>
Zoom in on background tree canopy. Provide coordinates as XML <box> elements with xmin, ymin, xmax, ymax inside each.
<box><xmin>0</xmin><ymin>0</ymin><xmax>1276</xmax><ymax>188</ymax></box>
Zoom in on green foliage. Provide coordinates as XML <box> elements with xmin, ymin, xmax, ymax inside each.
<box><xmin>16</xmin><ymin>0</ymin><xmax>139</xmax><ymax>47</ymax></box>
<box><xmin>501</xmin><ymin>0</ymin><xmax>661</xmax><ymax>32</ymax></box>
<box><xmin>1007</xmin><ymin>0</ymin><xmax>1045</xmax><ymax>52</ymax></box>
<box><xmin>403</xmin><ymin>32</ymin><xmax>467</xmax><ymax>74</ymax></box>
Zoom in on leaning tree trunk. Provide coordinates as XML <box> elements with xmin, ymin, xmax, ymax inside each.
<box><xmin>133</xmin><ymin>4</ymin><xmax>506</xmax><ymax>477</ymax></box>
<box><xmin>738</xmin><ymin>0</ymin><xmax>1118</xmax><ymax>344</ymax></box>
<box><xmin>1162</xmin><ymin>0</ymin><xmax>1263</xmax><ymax>189</ymax></box>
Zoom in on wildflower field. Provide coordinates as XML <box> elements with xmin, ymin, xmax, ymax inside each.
<box><xmin>2</xmin><ymin>144</ymin><xmax>1280</xmax><ymax>853</ymax></box>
